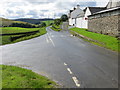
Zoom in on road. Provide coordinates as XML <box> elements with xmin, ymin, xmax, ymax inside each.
<box><xmin>0</xmin><ymin>27</ymin><xmax>118</xmax><ymax>88</ymax></box>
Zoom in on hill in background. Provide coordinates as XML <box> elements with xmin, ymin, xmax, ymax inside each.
<box><xmin>14</xmin><ymin>18</ymin><xmax>54</xmax><ymax>24</ymax></box>
<box><xmin>0</xmin><ymin>18</ymin><xmax>30</xmax><ymax>27</ymax></box>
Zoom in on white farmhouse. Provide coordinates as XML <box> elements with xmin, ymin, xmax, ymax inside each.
<box><xmin>68</xmin><ymin>5</ymin><xmax>105</xmax><ymax>29</ymax></box>
<box><xmin>68</xmin><ymin>5</ymin><xmax>84</xmax><ymax>27</ymax></box>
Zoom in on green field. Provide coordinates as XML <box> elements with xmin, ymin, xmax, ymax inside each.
<box><xmin>1</xmin><ymin>65</ymin><xmax>57</xmax><ymax>88</ymax></box>
<box><xmin>0</xmin><ymin>27</ymin><xmax>40</xmax><ymax>34</ymax></box>
<box><xmin>0</xmin><ymin>27</ymin><xmax>47</xmax><ymax>45</ymax></box>
<box><xmin>70</xmin><ymin>27</ymin><xmax>119</xmax><ymax>52</ymax></box>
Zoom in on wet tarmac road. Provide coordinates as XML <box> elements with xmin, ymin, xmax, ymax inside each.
<box><xmin>0</xmin><ymin>27</ymin><xmax>118</xmax><ymax>88</ymax></box>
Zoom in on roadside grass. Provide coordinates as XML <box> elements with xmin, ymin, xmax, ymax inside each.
<box><xmin>69</xmin><ymin>27</ymin><xmax>119</xmax><ymax>52</ymax></box>
<box><xmin>1</xmin><ymin>65</ymin><xmax>57</xmax><ymax>88</ymax></box>
<box><xmin>50</xmin><ymin>24</ymin><xmax>62</xmax><ymax>31</ymax></box>
<box><xmin>0</xmin><ymin>27</ymin><xmax>47</xmax><ymax>45</ymax></box>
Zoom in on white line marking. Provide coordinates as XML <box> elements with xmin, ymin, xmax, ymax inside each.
<box><xmin>64</xmin><ymin>62</ymin><xmax>67</xmax><ymax>66</ymax></box>
<box><xmin>67</xmin><ymin>68</ymin><xmax>73</xmax><ymax>74</ymax></box>
<box><xmin>72</xmin><ymin>77</ymin><xmax>80</xmax><ymax>87</ymax></box>
<box><xmin>46</xmin><ymin>35</ymin><xmax>49</xmax><ymax>43</ymax></box>
<box><xmin>50</xmin><ymin>38</ymin><xmax>55</xmax><ymax>47</ymax></box>
<box><xmin>47</xmin><ymin>33</ymin><xmax>55</xmax><ymax>47</ymax></box>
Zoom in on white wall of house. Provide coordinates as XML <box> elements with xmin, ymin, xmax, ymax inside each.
<box><xmin>68</xmin><ymin>6</ymin><xmax>91</xmax><ymax>29</ymax></box>
<box><xmin>84</xmin><ymin>7</ymin><xmax>92</xmax><ymax>18</ymax></box>
<box><xmin>68</xmin><ymin>5</ymin><xmax>84</xmax><ymax>26</ymax></box>
<box><xmin>75</xmin><ymin>7</ymin><xmax>91</xmax><ymax>29</ymax></box>
<box><xmin>76</xmin><ymin>17</ymin><xmax>88</xmax><ymax>29</ymax></box>
<box><xmin>72</xmin><ymin>19</ymin><xmax>76</xmax><ymax>26</ymax></box>
<box><xmin>69</xmin><ymin>18</ymin><xmax>73</xmax><ymax>26</ymax></box>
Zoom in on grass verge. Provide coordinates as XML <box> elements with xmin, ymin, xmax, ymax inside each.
<box><xmin>50</xmin><ymin>24</ymin><xmax>62</xmax><ymax>31</ymax></box>
<box><xmin>0</xmin><ymin>27</ymin><xmax>47</xmax><ymax>45</ymax></box>
<box><xmin>1</xmin><ymin>65</ymin><xmax>57</xmax><ymax>88</ymax></box>
<box><xmin>69</xmin><ymin>27</ymin><xmax>119</xmax><ymax>52</ymax></box>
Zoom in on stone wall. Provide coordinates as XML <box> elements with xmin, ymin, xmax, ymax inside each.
<box><xmin>61</xmin><ymin>22</ymin><xmax>69</xmax><ymax>31</ymax></box>
<box><xmin>88</xmin><ymin>15</ymin><xmax>120</xmax><ymax>37</ymax></box>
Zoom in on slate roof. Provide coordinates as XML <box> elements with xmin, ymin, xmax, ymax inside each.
<box><xmin>88</xmin><ymin>6</ymin><xmax>120</xmax><ymax>16</ymax></box>
<box><xmin>86</xmin><ymin>7</ymin><xmax>106</xmax><ymax>14</ymax></box>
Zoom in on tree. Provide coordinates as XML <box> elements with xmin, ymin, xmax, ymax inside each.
<box><xmin>9</xmin><ymin>23</ymin><xmax>36</xmax><ymax>28</ymax></box>
<box><xmin>54</xmin><ymin>19</ymin><xmax>61</xmax><ymax>26</ymax></box>
<box><xmin>38</xmin><ymin>22</ymin><xmax>46</xmax><ymax>28</ymax></box>
<box><xmin>60</xmin><ymin>14</ymin><xmax>68</xmax><ymax>22</ymax></box>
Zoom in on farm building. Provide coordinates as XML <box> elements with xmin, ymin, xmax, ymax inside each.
<box><xmin>88</xmin><ymin>0</ymin><xmax>120</xmax><ymax>37</ymax></box>
<box><xmin>68</xmin><ymin>5</ymin><xmax>105</xmax><ymax>29</ymax></box>
<box><xmin>68</xmin><ymin>5</ymin><xmax>84</xmax><ymax>27</ymax></box>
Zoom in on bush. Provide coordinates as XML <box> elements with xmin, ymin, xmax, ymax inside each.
<box><xmin>60</xmin><ymin>14</ymin><xmax>68</xmax><ymax>22</ymax></box>
<box><xmin>38</xmin><ymin>22</ymin><xmax>46</xmax><ymax>28</ymax></box>
<box><xmin>54</xmin><ymin>19</ymin><xmax>61</xmax><ymax>26</ymax></box>
<box><xmin>9</xmin><ymin>23</ymin><xmax>36</xmax><ymax>28</ymax></box>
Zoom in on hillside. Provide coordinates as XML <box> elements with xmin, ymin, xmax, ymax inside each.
<box><xmin>14</xmin><ymin>18</ymin><xmax>54</xmax><ymax>24</ymax></box>
<box><xmin>0</xmin><ymin>18</ymin><xmax>28</xmax><ymax>27</ymax></box>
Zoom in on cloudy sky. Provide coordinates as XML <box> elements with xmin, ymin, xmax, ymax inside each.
<box><xmin>0</xmin><ymin>0</ymin><xmax>110</xmax><ymax>19</ymax></box>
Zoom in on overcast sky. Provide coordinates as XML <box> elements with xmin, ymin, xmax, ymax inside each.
<box><xmin>0</xmin><ymin>0</ymin><xmax>110</xmax><ymax>19</ymax></box>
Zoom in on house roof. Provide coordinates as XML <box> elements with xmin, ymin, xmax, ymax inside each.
<box><xmin>88</xmin><ymin>6</ymin><xmax>120</xmax><ymax>17</ymax></box>
<box><xmin>70</xmin><ymin>10</ymin><xmax>73</xmax><ymax>13</ymax></box>
<box><xmin>87</xmin><ymin>7</ymin><xmax>106</xmax><ymax>14</ymax></box>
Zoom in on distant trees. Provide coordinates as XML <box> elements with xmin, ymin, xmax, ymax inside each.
<box><xmin>35</xmin><ymin>22</ymin><xmax>41</xmax><ymax>25</ymax></box>
<box><xmin>9</xmin><ymin>23</ymin><xmax>36</xmax><ymax>28</ymax></box>
<box><xmin>37</xmin><ymin>22</ymin><xmax>46</xmax><ymax>28</ymax></box>
<box><xmin>60</xmin><ymin>14</ymin><xmax>68</xmax><ymax>22</ymax></box>
<box><xmin>54</xmin><ymin>19</ymin><xmax>61</xmax><ymax>26</ymax></box>
<box><xmin>52</xmin><ymin>14</ymin><xmax>68</xmax><ymax>26</ymax></box>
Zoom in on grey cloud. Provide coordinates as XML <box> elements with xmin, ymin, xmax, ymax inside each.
<box><xmin>25</xmin><ymin>0</ymin><xmax>57</xmax><ymax>4</ymax></box>
<box><xmin>7</xmin><ymin>9</ymin><xmax>14</xmax><ymax>14</ymax></box>
<box><xmin>7</xmin><ymin>2</ymin><xmax>28</xmax><ymax>7</ymax></box>
<box><xmin>41</xmin><ymin>10</ymin><xmax>49</xmax><ymax>12</ymax></box>
<box><xmin>27</xmin><ymin>10</ymin><xmax>39</xmax><ymax>18</ymax></box>
<box><xmin>27</xmin><ymin>10</ymin><xmax>38</xmax><ymax>15</ymax></box>
<box><xmin>55</xmin><ymin>1</ymin><xmax>96</xmax><ymax>10</ymax></box>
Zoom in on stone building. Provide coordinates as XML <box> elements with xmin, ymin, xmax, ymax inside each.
<box><xmin>88</xmin><ymin>0</ymin><xmax>120</xmax><ymax>37</ymax></box>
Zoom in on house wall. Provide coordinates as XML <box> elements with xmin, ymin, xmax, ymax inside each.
<box><xmin>84</xmin><ymin>7</ymin><xmax>92</xmax><ymax>18</ymax></box>
<box><xmin>69</xmin><ymin>18</ymin><xmax>73</xmax><ymax>26</ymax></box>
<box><xmin>72</xmin><ymin>19</ymin><xmax>75</xmax><ymax>26</ymax></box>
<box><xmin>76</xmin><ymin>17</ymin><xmax>88</xmax><ymax>29</ymax></box>
<box><xmin>88</xmin><ymin>15</ymin><xmax>119</xmax><ymax>37</ymax></box>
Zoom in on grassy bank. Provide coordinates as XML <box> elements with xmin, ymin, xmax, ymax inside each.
<box><xmin>0</xmin><ymin>27</ymin><xmax>47</xmax><ymax>45</ymax></box>
<box><xmin>1</xmin><ymin>65</ymin><xmax>56</xmax><ymax>88</ymax></box>
<box><xmin>69</xmin><ymin>27</ymin><xmax>119</xmax><ymax>52</ymax></box>
<box><xmin>50</xmin><ymin>24</ymin><xmax>62</xmax><ymax>31</ymax></box>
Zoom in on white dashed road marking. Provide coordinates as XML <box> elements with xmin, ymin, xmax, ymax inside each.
<box><xmin>64</xmin><ymin>62</ymin><xmax>81</xmax><ymax>87</ymax></box>
<box><xmin>64</xmin><ymin>62</ymin><xmax>67</xmax><ymax>66</ymax></box>
<box><xmin>46</xmin><ymin>35</ymin><xmax>49</xmax><ymax>43</ymax></box>
<box><xmin>72</xmin><ymin>77</ymin><xmax>80</xmax><ymax>87</ymax></box>
<box><xmin>67</xmin><ymin>68</ymin><xmax>73</xmax><ymax>74</ymax></box>
<box><xmin>47</xmin><ymin>33</ymin><xmax>55</xmax><ymax>47</ymax></box>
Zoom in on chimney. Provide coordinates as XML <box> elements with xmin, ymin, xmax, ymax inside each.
<box><xmin>77</xmin><ymin>4</ymin><xmax>80</xmax><ymax>8</ymax></box>
<box><xmin>74</xmin><ymin>7</ymin><xmax>76</xmax><ymax>10</ymax></box>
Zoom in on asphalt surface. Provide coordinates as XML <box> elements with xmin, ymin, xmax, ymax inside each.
<box><xmin>0</xmin><ymin>27</ymin><xmax>118</xmax><ymax>88</ymax></box>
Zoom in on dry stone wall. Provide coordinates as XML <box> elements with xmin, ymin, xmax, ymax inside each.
<box><xmin>88</xmin><ymin>15</ymin><xmax>120</xmax><ymax>37</ymax></box>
